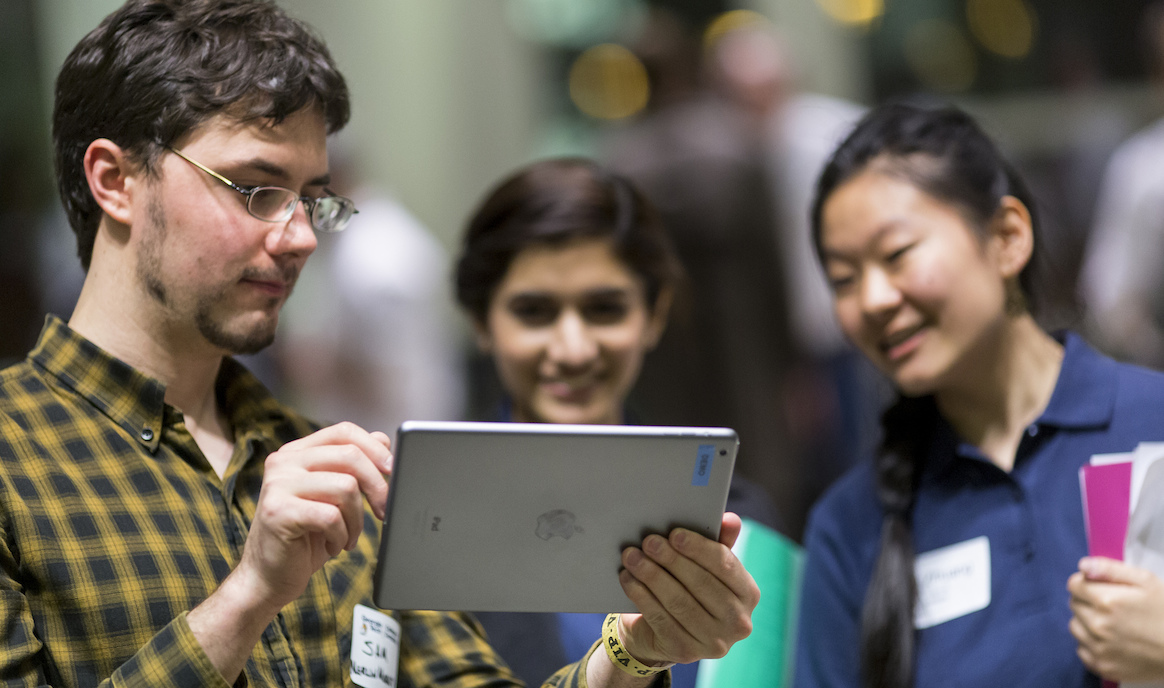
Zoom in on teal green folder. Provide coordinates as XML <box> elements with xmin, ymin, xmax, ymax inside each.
<box><xmin>694</xmin><ymin>518</ymin><xmax>804</xmax><ymax>688</ymax></box>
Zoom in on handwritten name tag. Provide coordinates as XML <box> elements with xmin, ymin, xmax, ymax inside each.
<box><xmin>351</xmin><ymin>604</ymin><xmax>400</xmax><ymax>688</ymax></box>
<box><xmin>913</xmin><ymin>536</ymin><xmax>991</xmax><ymax>629</ymax></box>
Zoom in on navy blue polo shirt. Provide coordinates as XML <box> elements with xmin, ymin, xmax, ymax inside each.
<box><xmin>794</xmin><ymin>333</ymin><xmax>1164</xmax><ymax>688</ymax></box>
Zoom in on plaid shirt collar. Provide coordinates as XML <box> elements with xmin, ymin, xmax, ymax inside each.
<box><xmin>28</xmin><ymin>314</ymin><xmax>290</xmax><ymax>455</ymax></box>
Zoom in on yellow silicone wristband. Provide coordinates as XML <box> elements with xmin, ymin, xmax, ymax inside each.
<box><xmin>602</xmin><ymin>613</ymin><xmax>674</xmax><ymax>678</ymax></box>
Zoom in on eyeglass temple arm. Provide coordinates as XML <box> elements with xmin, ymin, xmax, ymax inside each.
<box><xmin>167</xmin><ymin>147</ymin><xmax>245</xmax><ymax>192</ymax></box>
<box><xmin>169</xmin><ymin>146</ymin><xmax>359</xmax><ymax>220</ymax></box>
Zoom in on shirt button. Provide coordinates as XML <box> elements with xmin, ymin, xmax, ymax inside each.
<box><xmin>1026</xmin><ymin>425</ymin><xmax>1038</xmax><ymax>438</ymax></box>
<box><xmin>140</xmin><ymin>427</ymin><xmax>155</xmax><ymax>442</ymax></box>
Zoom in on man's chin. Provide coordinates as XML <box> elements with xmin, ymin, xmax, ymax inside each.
<box><xmin>225</xmin><ymin>331</ymin><xmax>277</xmax><ymax>356</ymax></box>
<box><xmin>196</xmin><ymin>311</ymin><xmax>280</xmax><ymax>356</ymax></box>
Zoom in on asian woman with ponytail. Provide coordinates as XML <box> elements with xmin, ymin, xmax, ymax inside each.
<box><xmin>793</xmin><ymin>103</ymin><xmax>1164</xmax><ymax>688</ymax></box>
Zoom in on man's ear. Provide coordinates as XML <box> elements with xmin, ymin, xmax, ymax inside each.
<box><xmin>83</xmin><ymin>138</ymin><xmax>139</xmax><ymax>227</ymax></box>
<box><xmin>990</xmin><ymin>195</ymin><xmax>1034</xmax><ymax>281</ymax></box>
<box><xmin>643</xmin><ymin>287</ymin><xmax>673</xmax><ymax>350</ymax></box>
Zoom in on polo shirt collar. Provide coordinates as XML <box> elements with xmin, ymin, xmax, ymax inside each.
<box><xmin>1037</xmin><ymin>332</ymin><xmax>1116</xmax><ymax>430</ymax></box>
<box><xmin>928</xmin><ymin>331</ymin><xmax>1115</xmax><ymax>472</ymax></box>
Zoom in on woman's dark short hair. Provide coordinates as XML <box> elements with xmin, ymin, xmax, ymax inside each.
<box><xmin>455</xmin><ymin>158</ymin><xmax>684</xmax><ymax>322</ymax></box>
<box><xmin>810</xmin><ymin>102</ymin><xmax>1041</xmax><ymax>303</ymax></box>
<box><xmin>53</xmin><ymin>0</ymin><xmax>350</xmax><ymax>270</ymax></box>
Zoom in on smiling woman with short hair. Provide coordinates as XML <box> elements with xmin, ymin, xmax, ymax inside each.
<box><xmin>454</xmin><ymin>157</ymin><xmax>781</xmax><ymax>688</ymax></box>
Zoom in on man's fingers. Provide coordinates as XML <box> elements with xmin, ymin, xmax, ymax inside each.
<box><xmin>279</xmin><ymin>422</ymin><xmax>393</xmax><ymax>474</ymax></box>
<box><xmin>616</xmin><ymin>567</ymin><xmax>667</xmax><ymax>636</ymax></box>
<box><xmin>258</xmin><ymin>493</ymin><xmax>353</xmax><ymax>563</ymax></box>
<box><xmin>719</xmin><ymin>512</ymin><xmax>742</xmax><ymax>549</ymax></box>
<box><xmin>234</xmin><ymin>425</ymin><xmax>396</xmax><ymax>612</ymax></box>
<box><xmin>666</xmin><ymin>527</ymin><xmax>760</xmax><ymax>605</ymax></box>
<box><xmin>290</xmin><ymin>472</ymin><xmax>367</xmax><ymax>551</ymax></box>
<box><xmin>369</xmin><ymin>431</ymin><xmax>394</xmax><ymax>474</ymax></box>
<box><xmin>617</xmin><ymin>526</ymin><xmax>758</xmax><ymax>668</ymax></box>
<box><xmin>259</xmin><ymin>469</ymin><xmax>367</xmax><ymax>549</ymax></box>
<box><xmin>623</xmin><ymin>539</ymin><xmax>720</xmax><ymax>631</ymax></box>
<box><xmin>269</xmin><ymin>442</ymin><xmax>389</xmax><ymax>520</ymax></box>
<box><xmin>616</xmin><ymin>565</ymin><xmax>703</xmax><ymax>665</ymax></box>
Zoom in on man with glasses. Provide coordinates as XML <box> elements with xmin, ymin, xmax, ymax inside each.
<box><xmin>166</xmin><ymin>146</ymin><xmax>358</xmax><ymax>234</ymax></box>
<box><xmin>0</xmin><ymin>1</ymin><xmax>758</xmax><ymax>687</ymax></box>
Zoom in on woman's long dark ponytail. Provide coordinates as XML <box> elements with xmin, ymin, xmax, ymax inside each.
<box><xmin>809</xmin><ymin>102</ymin><xmax>1042</xmax><ymax>688</ymax></box>
<box><xmin>860</xmin><ymin>395</ymin><xmax>938</xmax><ymax>688</ymax></box>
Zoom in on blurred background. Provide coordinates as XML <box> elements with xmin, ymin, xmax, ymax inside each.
<box><xmin>4</xmin><ymin>0</ymin><xmax>1164</xmax><ymax>538</ymax></box>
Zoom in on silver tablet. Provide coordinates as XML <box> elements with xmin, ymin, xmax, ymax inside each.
<box><xmin>372</xmin><ymin>420</ymin><xmax>738</xmax><ymax>613</ymax></box>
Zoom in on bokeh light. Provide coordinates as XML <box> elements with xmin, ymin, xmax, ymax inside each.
<box><xmin>506</xmin><ymin>0</ymin><xmax>645</xmax><ymax>49</ymax></box>
<box><xmin>813</xmin><ymin>0</ymin><xmax>884</xmax><ymax>27</ymax></box>
<box><xmin>967</xmin><ymin>0</ymin><xmax>1037</xmax><ymax>59</ymax></box>
<box><xmin>703</xmin><ymin>10</ymin><xmax>771</xmax><ymax>51</ymax></box>
<box><xmin>904</xmin><ymin>19</ymin><xmax>978</xmax><ymax>92</ymax></box>
<box><xmin>568</xmin><ymin>44</ymin><xmax>650</xmax><ymax>120</ymax></box>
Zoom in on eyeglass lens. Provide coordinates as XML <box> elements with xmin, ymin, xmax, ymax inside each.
<box><xmin>312</xmin><ymin>197</ymin><xmax>355</xmax><ymax>232</ymax></box>
<box><xmin>246</xmin><ymin>188</ymin><xmax>355</xmax><ymax>233</ymax></box>
<box><xmin>248</xmin><ymin>188</ymin><xmax>299</xmax><ymax>221</ymax></box>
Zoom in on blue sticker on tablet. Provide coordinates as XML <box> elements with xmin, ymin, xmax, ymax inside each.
<box><xmin>692</xmin><ymin>444</ymin><xmax>714</xmax><ymax>486</ymax></box>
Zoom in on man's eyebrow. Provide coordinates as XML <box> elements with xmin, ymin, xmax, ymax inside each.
<box><xmin>237</xmin><ymin>158</ymin><xmax>331</xmax><ymax>187</ymax></box>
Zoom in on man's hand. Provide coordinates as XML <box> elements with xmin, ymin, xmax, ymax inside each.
<box><xmin>615</xmin><ymin>512</ymin><xmax>759</xmax><ymax>667</ymax></box>
<box><xmin>189</xmin><ymin>422</ymin><xmax>392</xmax><ymax>683</ymax></box>
<box><xmin>237</xmin><ymin>422</ymin><xmax>392</xmax><ymax>608</ymax></box>
<box><xmin>1068</xmin><ymin>556</ymin><xmax>1164</xmax><ymax>682</ymax></box>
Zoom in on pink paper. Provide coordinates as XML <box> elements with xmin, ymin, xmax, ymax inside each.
<box><xmin>1079</xmin><ymin>462</ymin><xmax>1132</xmax><ymax>561</ymax></box>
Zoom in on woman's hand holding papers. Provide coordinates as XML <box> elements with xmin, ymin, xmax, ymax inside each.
<box><xmin>1068</xmin><ymin>556</ymin><xmax>1164</xmax><ymax>682</ymax></box>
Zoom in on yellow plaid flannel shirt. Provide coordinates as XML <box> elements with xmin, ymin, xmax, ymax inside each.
<box><xmin>0</xmin><ymin>316</ymin><xmax>601</xmax><ymax>688</ymax></box>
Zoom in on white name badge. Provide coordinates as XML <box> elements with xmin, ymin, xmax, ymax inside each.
<box><xmin>913</xmin><ymin>536</ymin><xmax>991</xmax><ymax>629</ymax></box>
<box><xmin>351</xmin><ymin>604</ymin><xmax>401</xmax><ymax>688</ymax></box>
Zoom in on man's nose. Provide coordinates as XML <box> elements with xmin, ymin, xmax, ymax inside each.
<box><xmin>267</xmin><ymin>200</ymin><xmax>318</xmax><ymax>257</ymax></box>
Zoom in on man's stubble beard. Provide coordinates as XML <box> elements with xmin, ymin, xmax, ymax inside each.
<box><xmin>136</xmin><ymin>197</ymin><xmax>293</xmax><ymax>356</ymax></box>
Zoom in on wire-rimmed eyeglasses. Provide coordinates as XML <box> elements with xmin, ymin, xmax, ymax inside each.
<box><xmin>167</xmin><ymin>147</ymin><xmax>357</xmax><ymax>233</ymax></box>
